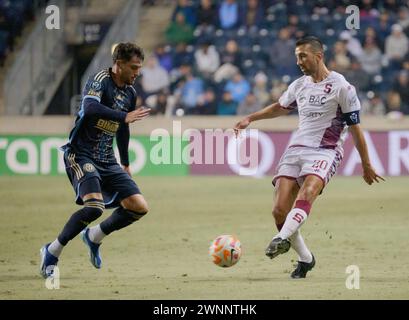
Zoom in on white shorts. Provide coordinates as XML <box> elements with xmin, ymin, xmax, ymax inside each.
<box><xmin>272</xmin><ymin>146</ymin><xmax>343</xmax><ymax>188</ymax></box>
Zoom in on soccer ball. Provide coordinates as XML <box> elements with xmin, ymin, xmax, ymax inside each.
<box><xmin>209</xmin><ymin>235</ymin><xmax>242</xmax><ymax>268</ymax></box>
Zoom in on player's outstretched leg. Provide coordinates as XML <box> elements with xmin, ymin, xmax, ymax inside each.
<box><xmin>39</xmin><ymin>197</ymin><xmax>104</xmax><ymax>276</ymax></box>
<box><xmin>291</xmin><ymin>253</ymin><xmax>316</xmax><ymax>279</ymax></box>
<box><xmin>267</xmin><ymin>177</ymin><xmax>299</xmax><ymax>260</ymax></box>
<box><xmin>98</xmin><ymin>206</ymin><xmax>147</xmax><ymax>236</ymax></box>
<box><xmin>39</xmin><ymin>243</ymin><xmax>59</xmax><ymax>278</ymax></box>
<box><xmin>82</xmin><ymin>195</ymin><xmax>148</xmax><ymax>268</ymax></box>
<box><xmin>265</xmin><ymin>237</ymin><xmax>291</xmax><ymax>259</ymax></box>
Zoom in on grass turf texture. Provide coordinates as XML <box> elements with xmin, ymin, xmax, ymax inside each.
<box><xmin>0</xmin><ymin>176</ymin><xmax>408</xmax><ymax>299</ymax></box>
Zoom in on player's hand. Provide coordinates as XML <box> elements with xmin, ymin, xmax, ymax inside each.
<box><xmin>233</xmin><ymin>117</ymin><xmax>251</xmax><ymax>138</ymax></box>
<box><xmin>123</xmin><ymin>165</ymin><xmax>132</xmax><ymax>176</ymax></box>
<box><xmin>125</xmin><ymin>107</ymin><xmax>151</xmax><ymax>124</ymax></box>
<box><xmin>362</xmin><ymin>164</ymin><xmax>385</xmax><ymax>185</ymax></box>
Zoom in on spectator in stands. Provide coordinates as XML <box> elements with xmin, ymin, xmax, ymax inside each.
<box><xmin>270</xmin><ymin>79</ymin><xmax>288</xmax><ymax>104</ymax></box>
<box><xmin>358</xmin><ymin>38</ymin><xmax>383</xmax><ymax>75</ymax></box>
<box><xmin>165</xmin><ymin>12</ymin><xmax>194</xmax><ymax>45</ymax></box>
<box><xmin>237</xmin><ymin>92</ymin><xmax>263</xmax><ymax>115</ymax></box>
<box><xmin>240</xmin><ymin>0</ymin><xmax>264</xmax><ymax>28</ymax></box>
<box><xmin>330</xmin><ymin>40</ymin><xmax>352</xmax><ymax>72</ymax></box>
<box><xmin>145</xmin><ymin>90</ymin><xmax>173</xmax><ymax>115</ymax></box>
<box><xmin>219</xmin><ymin>0</ymin><xmax>240</xmax><ymax>29</ymax></box>
<box><xmin>178</xmin><ymin>69</ymin><xmax>205</xmax><ymax>114</ymax></box>
<box><xmin>224</xmin><ymin>72</ymin><xmax>251</xmax><ymax>104</ymax></box>
<box><xmin>214</xmin><ymin>39</ymin><xmax>242</xmax><ymax>82</ymax></box>
<box><xmin>197</xmin><ymin>88</ymin><xmax>217</xmax><ymax>114</ymax></box>
<box><xmin>154</xmin><ymin>44</ymin><xmax>173</xmax><ymax>73</ymax></box>
<box><xmin>392</xmin><ymin>70</ymin><xmax>409</xmax><ymax>114</ymax></box>
<box><xmin>252</xmin><ymin>71</ymin><xmax>270</xmax><ymax>106</ymax></box>
<box><xmin>172</xmin><ymin>42</ymin><xmax>194</xmax><ymax>69</ymax></box>
<box><xmin>382</xmin><ymin>0</ymin><xmax>401</xmax><ymax>13</ymax></box>
<box><xmin>270</xmin><ymin>27</ymin><xmax>298</xmax><ymax>77</ymax></box>
<box><xmin>194</xmin><ymin>40</ymin><xmax>220</xmax><ymax>78</ymax></box>
<box><xmin>287</xmin><ymin>14</ymin><xmax>307</xmax><ymax>39</ymax></box>
<box><xmin>344</xmin><ymin>58</ymin><xmax>371</xmax><ymax>92</ymax></box>
<box><xmin>169</xmin><ymin>63</ymin><xmax>192</xmax><ymax>93</ymax></box>
<box><xmin>361</xmin><ymin>93</ymin><xmax>386</xmax><ymax>115</ymax></box>
<box><xmin>171</xmin><ymin>0</ymin><xmax>196</xmax><ymax>27</ymax></box>
<box><xmin>375</xmin><ymin>11</ymin><xmax>393</xmax><ymax>50</ymax></box>
<box><xmin>397</xmin><ymin>6</ymin><xmax>409</xmax><ymax>30</ymax></box>
<box><xmin>362</xmin><ymin>26</ymin><xmax>383</xmax><ymax>49</ymax></box>
<box><xmin>217</xmin><ymin>91</ymin><xmax>238</xmax><ymax>115</ymax></box>
<box><xmin>339</xmin><ymin>30</ymin><xmax>363</xmax><ymax>58</ymax></box>
<box><xmin>359</xmin><ymin>0</ymin><xmax>379</xmax><ymax>23</ymax></box>
<box><xmin>141</xmin><ymin>56</ymin><xmax>170</xmax><ymax>97</ymax></box>
<box><xmin>219</xmin><ymin>39</ymin><xmax>242</xmax><ymax>67</ymax></box>
<box><xmin>196</xmin><ymin>0</ymin><xmax>218</xmax><ymax>28</ymax></box>
<box><xmin>214</xmin><ymin>63</ymin><xmax>239</xmax><ymax>83</ymax></box>
<box><xmin>385</xmin><ymin>24</ymin><xmax>409</xmax><ymax>65</ymax></box>
<box><xmin>386</xmin><ymin>91</ymin><xmax>404</xmax><ymax>119</ymax></box>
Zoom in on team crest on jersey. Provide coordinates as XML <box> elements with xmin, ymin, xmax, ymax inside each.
<box><xmin>83</xmin><ymin>163</ymin><xmax>96</xmax><ymax>173</ymax></box>
<box><xmin>91</xmin><ymin>81</ymin><xmax>102</xmax><ymax>91</ymax></box>
<box><xmin>350</xmin><ymin>113</ymin><xmax>358</xmax><ymax>123</ymax></box>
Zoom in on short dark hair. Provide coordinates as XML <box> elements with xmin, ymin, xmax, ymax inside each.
<box><xmin>295</xmin><ymin>36</ymin><xmax>324</xmax><ymax>53</ymax></box>
<box><xmin>112</xmin><ymin>42</ymin><xmax>145</xmax><ymax>63</ymax></box>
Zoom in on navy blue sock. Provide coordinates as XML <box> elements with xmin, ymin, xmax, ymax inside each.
<box><xmin>57</xmin><ymin>199</ymin><xmax>104</xmax><ymax>245</ymax></box>
<box><xmin>100</xmin><ymin>207</ymin><xmax>146</xmax><ymax>235</ymax></box>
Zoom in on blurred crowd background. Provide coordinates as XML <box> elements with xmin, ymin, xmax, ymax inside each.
<box><xmin>1</xmin><ymin>0</ymin><xmax>408</xmax><ymax>118</ymax></box>
<box><xmin>140</xmin><ymin>0</ymin><xmax>409</xmax><ymax>118</ymax></box>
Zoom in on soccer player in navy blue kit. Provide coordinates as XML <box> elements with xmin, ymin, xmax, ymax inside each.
<box><xmin>40</xmin><ymin>43</ymin><xmax>151</xmax><ymax>278</ymax></box>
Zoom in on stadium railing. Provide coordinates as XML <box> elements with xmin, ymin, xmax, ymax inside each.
<box><xmin>4</xmin><ymin>0</ymin><xmax>71</xmax><ymax>116</ymax></box>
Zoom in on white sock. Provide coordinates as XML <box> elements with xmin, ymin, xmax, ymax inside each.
<box><xmin>276</xmin><ymin>207</ymin><xmax>308</xmax><ymax>240</ymax></box>
<box><xmin>88</xmin><ymin>225</ymin><xmax>106</xmax><ymax>244</ymax></box>
<box><xmin>48</xmin><ymin>239</ymin><xmax>64</xmax><ymax>258</ymax></box>
<box><xmin>289</xmin><ymin>230</ymin><xmax>313</xmax><ymax>263</ymax></box>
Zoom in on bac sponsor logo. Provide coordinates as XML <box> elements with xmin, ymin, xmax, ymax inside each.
<box><xmin>309</xmin><ymin>95</ymin><xmax>327</xmax><ymax>105</ymax></box>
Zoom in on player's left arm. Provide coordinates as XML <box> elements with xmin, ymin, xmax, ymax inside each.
<box><xmin>338</xmin><ymin>83</ymin><xmax>384</xmax><ymax>185</ymax></box>
<box><xmin>348</xmin><ymin>124</ymin><xmax>385</xmax><ymax>185</ymax></box>
<box><xmin>116</xmin><ymin>122</ymin><xmax>131</xmax><ymax>176</ymax></box>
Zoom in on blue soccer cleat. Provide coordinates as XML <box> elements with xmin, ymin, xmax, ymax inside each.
<box><xmin>81</xmin><ymin>228</ymin><xmax>102</xmax><ymax>269</ymax></box>
<box><xmin>39</xmin><ymin>243</ymin><xmax>59</xmax><ymax>279</ymax></box>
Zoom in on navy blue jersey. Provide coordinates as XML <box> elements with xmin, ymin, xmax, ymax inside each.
<box><xmin>62</xmin><ymin>68</ymin><xmax>136</xmax><ymax>164</ymax></box>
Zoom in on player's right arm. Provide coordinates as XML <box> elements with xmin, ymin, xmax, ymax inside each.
<box><xmin>234</xmin><ymin>102</ymin><xmax>291</xmax><ymax>134</ymax></box>
<box><xmin>81</xmin><ymin>75</ymin><xmax>150</xmax><ymax>124</ymax></box>
<box><xmin>234</xmin><ymin>79</ymin><xmax>298</xmax><ymax>135</ymax></box>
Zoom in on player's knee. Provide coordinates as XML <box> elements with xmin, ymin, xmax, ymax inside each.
<box><xmin>83</xmin><ymin>198</ymin><xmax>105</xmax><ymax>220</ymax></box>
<box><xmin>298</xmin><ymin>186</ymin><xmax>319</xmax><ymax>201</ymax></box>
<box><xmin>120</xmin><ymin>208</ymin><xmax>147</xmax><ymax>225</ymax></box>
<box><xmin>124</xmin><ymin>198</ymin><xmax>149</xmax><ymax>215</ymax></box>
<box><xmin>272</xmin><ymin>206</ymin><xmax>287</xmax><ymax>223</ymax></box>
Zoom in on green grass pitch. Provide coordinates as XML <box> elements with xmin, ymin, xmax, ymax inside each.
<box><xmin>0</xmin><ymin>175</ymin><xmax>408</xmax><ymax>299</ymax></box>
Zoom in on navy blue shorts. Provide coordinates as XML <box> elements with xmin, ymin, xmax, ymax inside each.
<box><xmin>63</xmin><ymin>151</ymin><xmax>141</xmax><ymax>208</ymax></box>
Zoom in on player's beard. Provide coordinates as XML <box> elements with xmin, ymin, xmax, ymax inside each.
<box><xmin>300</xmin><ymin>66</ymin><xmax>314</xmax><ymax>76</ymax></box>
<box><xmin>124</xmin><ymin>76</ymin><xmax>134</xmax><ymax>85</ymax></box>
